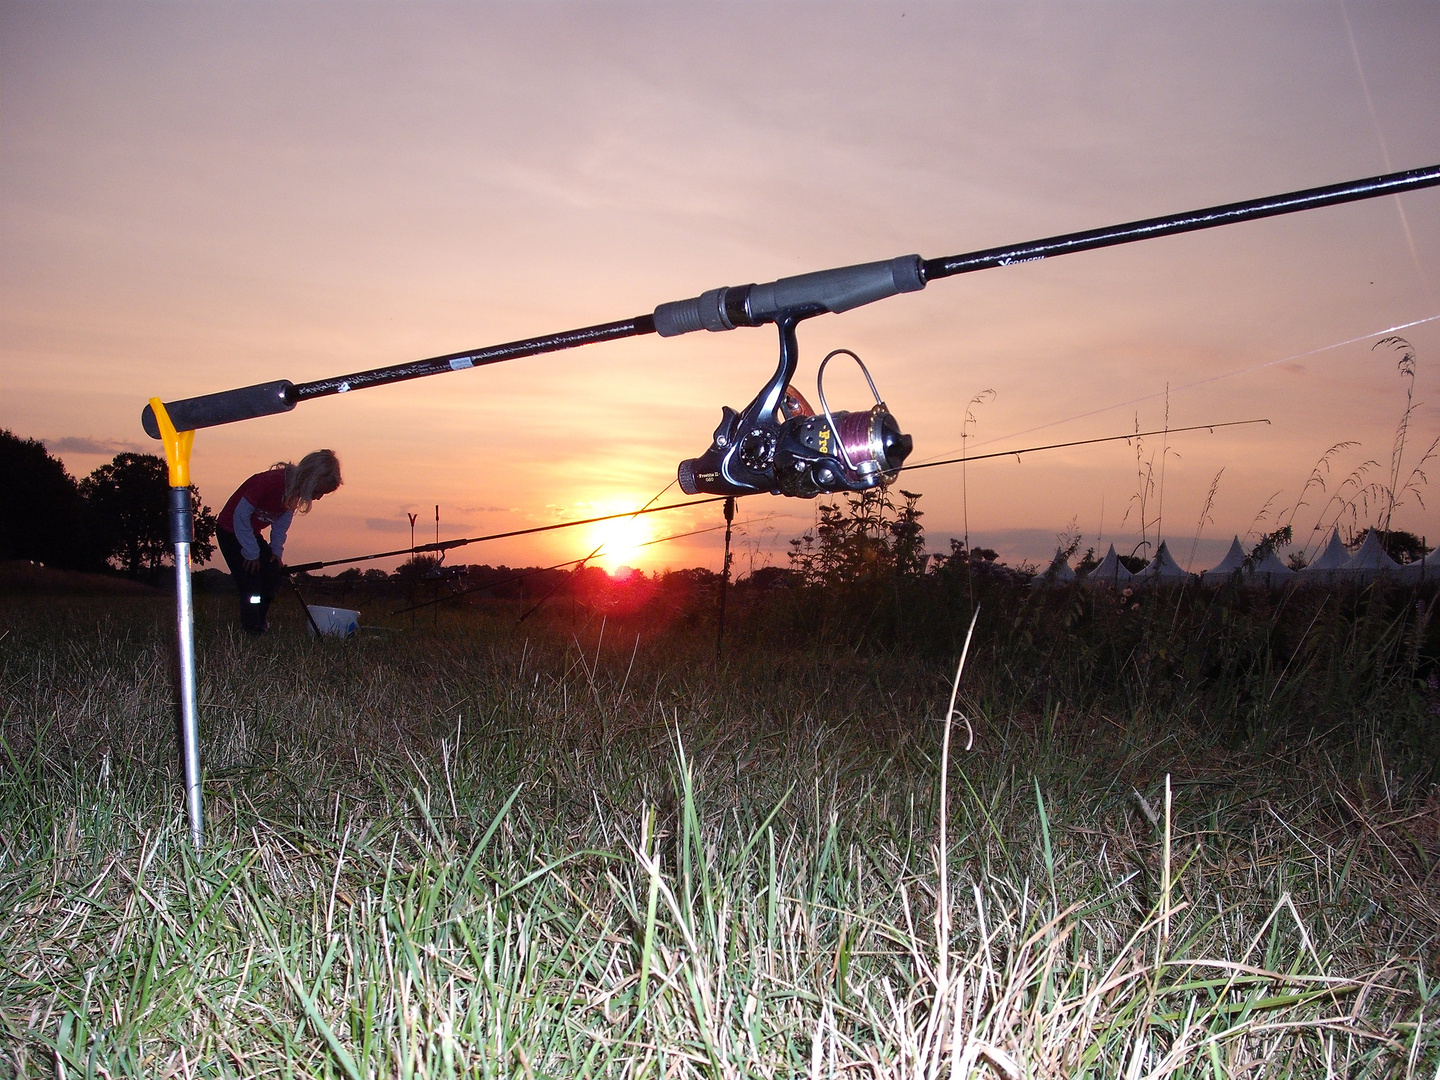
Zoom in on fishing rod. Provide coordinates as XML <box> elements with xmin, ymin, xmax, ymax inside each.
<box><xmin>391</xmin><ymin>521</ymin><xmax>729</xmax><ymax>615</ymax></box>
<box><xmin>285</xmin><ymin>495</ymin><xmax>725</xmax><ymax>574</ymax></box>
<box><xmin>140</xmin><ymin>165</ymin><xmax>1435</xmax><ymax>853</ymax></box>
<box><xmin>519</xmin><ymin>542</ymin><xmax>605</xmax><ymax>623</ymax></box>
<box><xmin>289</xmin><ymin>418</ymin><xmax>1266</xmax><ymax>574</ymax></box>
<box><xmin>142</xmin><ymin>165</ymin><xmax>1440</xmax><ymax>503</ymax></box>
<box><xmin>512</xmin><ymin>479</ymin><xmax>678</xmax><ymax>621</ymax></box>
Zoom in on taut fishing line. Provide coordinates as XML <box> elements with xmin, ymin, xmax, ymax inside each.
<box><xmin>890</xmin><ymin>419</ymin><xmax>1269</xmax><ymax>477</ymax></box>
<box><xmin>291</xmin><ymin>419</ymin><xmax>1266</xmax><ymax>574</ymax></box>
<box><xmin>516</xmin><ymin>479</ymin><xmax>677</xmax><ymax>622</ymax></box>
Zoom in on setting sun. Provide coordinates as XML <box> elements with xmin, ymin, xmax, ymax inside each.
<box><xmin>587</xmin><ymin>511</ymin><xmax>657</xmax><ymax>574</ymax></box>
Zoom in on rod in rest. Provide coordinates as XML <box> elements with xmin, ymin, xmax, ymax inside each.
<box><xmin>142</xmin><ymin>380</ymin><xmax>296</xmax><ymax>439</ymax></box>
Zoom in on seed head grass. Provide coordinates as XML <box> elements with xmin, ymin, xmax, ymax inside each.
<box><xmin>1</xmin><ymin>593</ymin><xmax>1437</xmax><ymax>1077</ymax></box>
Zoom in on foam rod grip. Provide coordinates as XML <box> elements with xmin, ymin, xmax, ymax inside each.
<box><xmin>142</xmin><ymin>381</ymin><xmax>296</xmax><ymax>438</ymax></box>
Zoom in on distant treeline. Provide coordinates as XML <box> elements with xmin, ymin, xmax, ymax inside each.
<box><xmin>0</xmin><ymin>430</ymin><xmax>217</xmax><ymax>581</ymax></box>
<box><xmin>9</xmin><ymin>425</ymin><xmax>1430</xmax><ymax>596</ymax></box>
<box><xmin>295</xmin><ymin>559</ymin><xmax>740</xmax><ymax>617</ymax></box>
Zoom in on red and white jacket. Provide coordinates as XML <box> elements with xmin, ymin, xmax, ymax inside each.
<box><xmin>219</xmin><ymin>469</ymin><xmax>293</xmax><ymax>561</ymax></box>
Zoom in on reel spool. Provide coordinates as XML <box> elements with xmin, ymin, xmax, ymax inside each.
<box><xmin>677</xmin><ymin>317</ymin><xmax>913</xmax><ymax>498</ymax></box>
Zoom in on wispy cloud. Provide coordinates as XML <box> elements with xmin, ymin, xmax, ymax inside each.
<box><xmin>364</xmin><ymin>518</ymin><xmax>412</xmax><ymax>533</ymax></box>
<box><xmin>45</xmin><ymin>436</ymin><xmax>144</xmax><ymax>456</ymax></box>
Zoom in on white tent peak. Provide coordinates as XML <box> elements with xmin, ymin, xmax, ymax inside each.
<box><xmin>1133</xmin><ymin>540</ymin><xmax>1191</xmax><ymax>583</ymax></box>
<box><xmin>1301</xmin><ymin>530</ymin><xmax>1350</xmax><ymax>574</ymax></box>
<box><xmin>1249</xmin><ymin>549</ymin><xmax>1295</xmax><ymax>585</ymax></box>
<box><xmin>1344</xmin><ymin>531</ymin><xmax>1400</xmax><ymax>573</ymax></box>
<box><xmin>1083</xmin><ymin>544</ymin><xmax>1132</xmax><ymax>586</ymax></box>
<box><xmin>1201</xmin><ymin>536</ymin><xmax>1247</xmax><ymax>586</ymax></box>
<box><xmin>1031</xmin><ymin>548</ymin><xmax>1077</xmax><ymax>588</ymax></box>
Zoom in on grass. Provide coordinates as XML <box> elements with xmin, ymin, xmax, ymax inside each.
<box><xmin>1</xmin><ymin>588</ymin><xmax>1438</xmax><ymax>1078</ymax></box>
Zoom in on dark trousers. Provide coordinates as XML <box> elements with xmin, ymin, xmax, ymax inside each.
<box><xmin>217</xmin><ymin>528</ymin><xmax>285</xmax><ymax>633</ymax></box>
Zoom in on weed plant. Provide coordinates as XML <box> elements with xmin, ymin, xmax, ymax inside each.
<box><xmin>1</xmin><ymin>588</ymin><xmax>1438</xmax><ymax>1078</ymax></box>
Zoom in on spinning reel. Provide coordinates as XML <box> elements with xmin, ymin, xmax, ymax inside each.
<box><xmin>677</xmin><ymin>315</ymin><xmax>913</xmax><ymax>498</ymax></box>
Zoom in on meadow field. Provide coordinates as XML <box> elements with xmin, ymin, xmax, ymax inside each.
<box><xmin>2</xmin><ymin>576</ymin><xmax>1438</xmax><ymax>1078</ymax></box>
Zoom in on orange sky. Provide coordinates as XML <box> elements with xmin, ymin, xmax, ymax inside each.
<box><xmin>4</xmin><ymin>2</ymin><xmax>1438</xmax><ymax>575</ymax></box>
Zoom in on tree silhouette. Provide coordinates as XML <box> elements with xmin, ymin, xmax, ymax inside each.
<box><xmin>79</xmin><ymin>453</ymin><xmax>217</xmax><ymax>579</ymax></box>
<box><xmin>0</xmin><ymin>429</ymin><xmax>97</xmax><ymax>569</ymax></box>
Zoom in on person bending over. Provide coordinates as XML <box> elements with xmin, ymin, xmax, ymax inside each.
<box><xmin>217</xmin><ymin>450</ymin><xmax>341</xmax><ymax>634</ymax></box>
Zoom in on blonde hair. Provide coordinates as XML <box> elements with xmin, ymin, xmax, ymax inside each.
<box><xmin>273</xmin><ymin>449</ymin><xmax>341</xmax><ymax>513</ymax></box>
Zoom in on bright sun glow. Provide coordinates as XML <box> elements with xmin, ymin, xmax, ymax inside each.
<box><xmin>588</xmin><ymin>513</ymin><xmax>657</xmax><ymax>575</ymax></box>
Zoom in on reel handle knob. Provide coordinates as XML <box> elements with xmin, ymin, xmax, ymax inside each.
<box><xmin>677</xmin><ymin>457</ymin><xmax>700</xmax><ymax>496</ymax></box>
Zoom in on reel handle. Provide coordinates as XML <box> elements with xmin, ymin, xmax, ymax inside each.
<box><xmin>653</xmin><ymin>255</ymin><xmax>924</xmax><ymax>337</ymax></box>
<box><xmin>142</xmin><ymin>381</ymin><xmax>296</xmax><ymax>439</ymax></box>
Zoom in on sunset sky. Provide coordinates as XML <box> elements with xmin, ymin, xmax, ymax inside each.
<box><xmin>4</xmin><ymin>2</ymin><xmax>1438</xmax><ymax>575</ymax></box>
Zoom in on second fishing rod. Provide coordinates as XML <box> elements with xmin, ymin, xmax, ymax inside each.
<box><xmin>287</xmin><ymin>418</ymin><xmax>1266</xmax><ymax>576</ymax></box>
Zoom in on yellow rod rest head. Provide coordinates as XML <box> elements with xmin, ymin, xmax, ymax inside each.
<box><xmin>148</xmin><ymin>397</ymin><xmax>195</xmax><ymax>488</ymax></box>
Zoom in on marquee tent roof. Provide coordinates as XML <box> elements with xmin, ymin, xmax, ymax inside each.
<box><xmin>1083</xmin><ymin>544</ymin><xmax>1132</xmax><ymax>587</ymax></box>
<box><xmin>1341</xmin><ymin>531</ymin><xmax>1401</xmax><ymax>581</ymax></box>
<box><xmin>1398</xmin><ymin>542</ymin><xmax>1440</xmax><ymax>584</ymax></box>
<box><xmin>1298</xmin><ymin>530</ymin><xmax>1350</xmax><ymax>583</ymax></box>
<box><xmin>1200</xmin><ymin>536</ymin><xmax>1247</xmax><ymax>587</ymax></box>
<box><xmin>1248</xmin><ymin>549</ymin><xmax>1296</xmax><ymax>587</ymax></box>
<box><xmin>1031</xmin><ymin>548</ymin><xmax>1077</xmax><ymax>588</ymax></box>
<box><xmin>1133</xmin><ymin>540</ymin><xmax>1191</xmax><ymax>584</ymax></box>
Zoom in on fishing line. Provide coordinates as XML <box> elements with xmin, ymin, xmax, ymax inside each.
<box><xmin>291</xmin><ymin>420</ymin><xmax>1260</xmax><ymax>573</ymax></box>
<box><xmin>890</xmin><ymin>419</ymin><xmax>1270</xmax><ymax>477</ymax></box>
<box><xmin>1341</xmin><ymin>1</ymin><xmax>1432</xmax><ymax>299</ymax></box>
<box><xmin>286</xmin><ymin>491</ymin><xmax>723</xmax><ymax>574</ymax></box>
<box><xmin>916</xmin><ymin>313</ymin><xmax>1440</xmax><ymax>467</ymax></box>
<box><xmin>517</xmin><ymin>479</ymin><xmax>677</xmax><ymax>622</ymax></box>
<box><xmin>515</xmin><ymin>543</ymin><xmax>601</xmax><ymax>622</ymax></box>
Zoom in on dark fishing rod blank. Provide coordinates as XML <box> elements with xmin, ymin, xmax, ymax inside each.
<box><xmin>142</xmin><ymin>164</ymin><xmax>1440</xmax><ymax>438</ymax></box>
